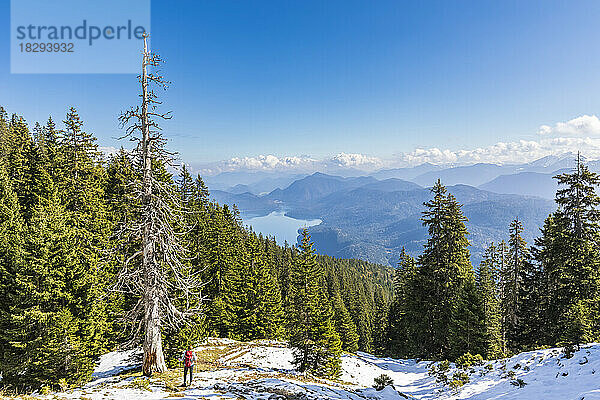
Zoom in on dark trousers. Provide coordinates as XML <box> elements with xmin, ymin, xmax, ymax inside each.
<box><xmin>183</xmin><ymin>365</ymin><xmax>193</xmax><ymax>385</ymax></box>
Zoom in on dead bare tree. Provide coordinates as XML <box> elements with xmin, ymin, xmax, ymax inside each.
<box><xmin>116</xmin><ymin>34</ymin><xmax>204</xmax><ymax>376</ymax></box>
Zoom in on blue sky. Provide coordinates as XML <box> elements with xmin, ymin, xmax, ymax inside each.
<box><xmin>3</xmin><ymin>0</ymin><xmax>600</xmax><ymax>172</ymax></box>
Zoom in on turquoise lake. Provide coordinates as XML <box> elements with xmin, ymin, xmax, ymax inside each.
<box><xmin>244</xmin><ymin>211</ymin><xmax>322</xmax><ymax>245</ymax></box>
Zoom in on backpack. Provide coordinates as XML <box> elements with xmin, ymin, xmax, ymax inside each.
<box><xmin>184</xmin><ymin>350</ymin><xmax>193</xmax><ymax>367</ymax></box>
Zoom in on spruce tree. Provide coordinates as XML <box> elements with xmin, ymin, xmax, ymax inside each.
<box><xmin>251</xmin><ymin>240</ymin><xmax>284</xmax><ymax>340</ymax></box>
<box><xmin>0</xmin><ymin>166</ymin><xmax>25</xmax><ymax>389</ymax></box>
<box><xmin>386</xmin><ymin>248</ymin><xmax>418</xmax><ymax>358</ymax></box>
<box><xmin>104</xmin><ymin>148</ymin><xmax>139</xmax><ymax>345</ymax></box>
<box><xmin>287</xmin><ymin>230</ymin><xmax>342</xmax><ymax>377</ymax></box>
<box><xmin>477</xmin><ymin>243</ymin><xmax>504</xmax><ymax>358</ymax></box>
<box><xmin>371</xmin><ymin>288</ymin><xmax>389</xmax><ymax>355</ymax></box>
<box><xmin>516</xmin><ymin>250</ymin><xmax>543</xmax><ymax>350</ymax></box>
<box><xmin>415</xmin><ymin>180</ymin><xmax>484</xmax><ymax>359</ymax></box>
<box><xmin>332</xmin><ymin>292</ymin><xmax>359</xmax><ymax>352</ymax></box>
<box><xmin>234</xmin><ymin>233</ymin><xmax>284</xmax><ymax>340</ymax></box>
<box><xmin>163</xmin><ymin>170</ymin><xmax>213</xmax><ymax>353</ymax></box>
<box><xmin>205</xmin><ymin>204</ymin><xmax>247</xmax><ymax>337</ymax></box>
<box><xmin>0</xmin><ymin>107</ymin><xmax>9</xmax><ymax>160</ymax></box>
<box><xmin>534</xmin><ymin>156</ymin><xmax>600</xmax><ymax>348</ymax></box>
<box><xmin>555</xmin><ymin>153</ymin><xmax>600</xmax><ymax>237</ymax></box>
<box><xmin>21</xmin><ymin>138</ymin><xmax>53</xmax><ymax>221</ymax></box>
<box><xmin>500</xmin><ymin>218</ymin><xmax>530</xmax><ymax>351</ymax></box>
<box><xmin>22</xmin><ymin>192</ymin><xmax>91</xmax><ymax>386</ymax></box>
<box><xmin>6</xmin><ymin>114</ymin><xmax>32</xmax><ymax>210</ymax></box>
<box><xmin>356</xmin><ymin>308</ymin><xmax>374</xmax><ymax>353</ymax></box>
<box><xmin>105</xmin><ymin>148</ymin><xmax>138</xmax><ymax>222</ymax></box>
<box><xmin>1</xmin><ymin>183</ymin><xmax>98</xmax><ymax>389</ymax></box>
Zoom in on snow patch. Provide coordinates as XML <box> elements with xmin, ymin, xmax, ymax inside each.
<box><xmin>27</xmin><ymin>339</ymin><xmax>600</xmax><ymax>400</ymax></box>
<box><xmin>85</xmin><ymin>348</ymin><xmax>143</xmax><ymax>389</ymax></box>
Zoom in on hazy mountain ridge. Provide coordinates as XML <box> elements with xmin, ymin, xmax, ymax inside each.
<box><xmin>204</xmin><ymin>171</ymin><xmax>307</xmax><ymax>194</ymax></box>
<box><xmin>413</xmin><ymin>163</ymin><xmax>518</xmax><ymax>187</ymax></box>
<box><xmin>268</xmin><ymin>173</ymin><xmax>379</xmax><ymax>203</ymax></box>
<box><xmin>209</xmin><ymin>163</ymin><xmax>558</xmax><ymax>265</ymax></box>
<box><xmin>206</xmin><ymin>154</ymin><xmax>600</xmax><ymax>265</ymax></box>
<box><xmin>478</xmin><ymin>170</ymin><xmax>567</xmax><ymax>199</ymax></box>
<box><xmin>295</xmin><ymin>184</ymin><xmax>554</xmax><ymax>265</ymax></box>
<box><xmin>369</xmin><ymin>162</ymin><xmax>442</xmax><ymax>181</ymax></box>
<box><xmin>209</xmin><ymin>189</ymin><xmax>277</xmax><ymax>216</ymax></box>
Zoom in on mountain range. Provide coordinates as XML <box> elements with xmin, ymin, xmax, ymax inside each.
<box><xmin>207</xmin><ymin>153</ymin><xmax>594</xmax><ymax>265</ymax></box>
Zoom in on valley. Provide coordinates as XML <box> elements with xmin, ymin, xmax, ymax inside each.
<box><xmin>207</xmin><ymin>155</ymin><xmax>588</xmax><ymax>265</ymax></box>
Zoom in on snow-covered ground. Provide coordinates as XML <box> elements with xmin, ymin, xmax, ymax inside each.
<box><xmin>12</xmin><ymin>339</ymin><xmax>600</xmax><ymax>400</ymax></box>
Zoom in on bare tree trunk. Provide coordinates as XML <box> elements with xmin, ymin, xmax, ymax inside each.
<box><xmin>116</xmin><ymin>34</ymin><xmax>204</xmax><ymax>376</ymax></box>
<box><xmin>143</xmin><ymin>285</ymin><xmax>166</xmax><ymax>374</ymax></box>
<box><xmin>140</xmin><ymin>34</ymin><xmax>167</xmax><ymax>376</ymax></box>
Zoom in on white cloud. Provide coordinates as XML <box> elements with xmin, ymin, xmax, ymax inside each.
<box><xmin>391</xmin><ymin>115</ymin><xmax>600</xmax><ymax>167</ymax></box>
<box><xmin>198</xmin><ymin>154</ymin><xmax>318</xmax><ymax>175</ymax></box>
<box><xmin>195</xmin><ymin>115</ymin><xmax>600</xmax><ymax>175</ymax></box>
<box><xmin>226</xmin><ymin>155</ymin><xmax>317</xmax><ymax>170</ymax></box>
<box><xmin>537</xmin><ymin>115</ymin><xmax>600</xmax><ymax>136</ymax></box>
<box><xmin>331</xmin><ymin>153</ymin><xmax>382</xmax><ymax>168</ymax></box>
<box><xmin>396</xmin><ymin>137</ymin><xmax>600</xmax><ymax>166</ymax></box>
<box><xmin>197</xmin><ymin>153</ymin><xmax>384</xmax><ymax>175</ymax></box>
<box><xmin>400</xmin><ymin>148</ymin><xmax>459</xmax><ymax>165</ymax></box>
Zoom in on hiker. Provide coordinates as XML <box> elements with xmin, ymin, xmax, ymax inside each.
<box><xmin>181</xmin><ymin>345</ymin><xmax>197</xmax><ymax>386</ymax></box>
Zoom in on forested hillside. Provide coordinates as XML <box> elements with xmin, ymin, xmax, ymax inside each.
<box><xmin>0</xmin><ymin>105</ymin><xmax>392</xmax><ymax>392</ymax></box>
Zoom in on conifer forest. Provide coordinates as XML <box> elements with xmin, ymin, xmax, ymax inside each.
<box><xmin>3</xmin><ymin>40</ymin><xmax>600</xmax><ymax>399</ymax></box>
